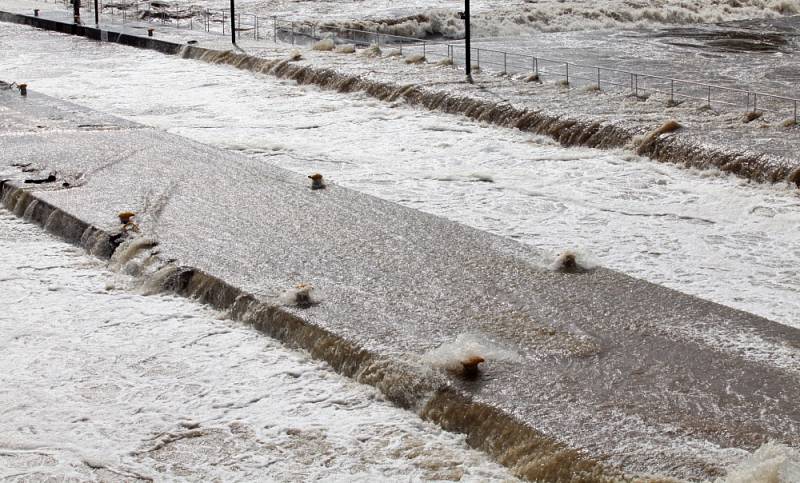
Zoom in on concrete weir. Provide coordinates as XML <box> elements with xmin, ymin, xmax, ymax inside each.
<box><xmin>1</xmin><ymin>9</ymin><xmax>799</xmax><ymax>187</ymax></box>
<box><xmin>3</xmin><ymin>83</ymin><xmax>800</xmax><ymax>481</ymax></box>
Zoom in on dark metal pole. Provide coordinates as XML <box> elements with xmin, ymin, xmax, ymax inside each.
<box><xmin>94</xmin><ymin>0</ymin><xmax>98</xmax><ymax>25</ymax></box>
<box><xmin>73</xmin><ymin>0</ymin><xmax>81</xmax><ymax>24</ymax></box>
<box><xmin>229</xmin><ymin>0</ymin><xmax>236</xmax><ymax>44</ymax></box>
<box><xmin>464</xmin><ymin>0</ymin><xmax>472</xmax><ymax>83</ymax></box>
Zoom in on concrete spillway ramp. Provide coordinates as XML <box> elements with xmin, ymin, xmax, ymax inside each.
<box><xmin>2</xmin><ymin>86</ymin><xmax>799</xmax><ymax>482</ymax></box>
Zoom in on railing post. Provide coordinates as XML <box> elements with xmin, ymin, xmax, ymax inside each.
<box><xmin>634</xmin><ymin>74</ymin><xmax>638</xmax><ymax>97</ymax></box>
<box><xmin>707</xmin><ymin>86</ymin><xmax>711</xmax><ymax>108</ymax></box>
<box><xmin>597</xmin><ymin>67</ymin><xmax>600</xmax><ymax>89</ymax></box>
<box><xmin>503</xmin><ymin>52</ymin><xmax>507</xmax><ymax>73</ymax></box>
<box><xmin>565</xmin><ymin>62</ymin><xmax>569</xmax><ymax>85</ymax></box>
<box><xmin>670</xmin><ymin>79</ymin><xmax>674</xmax><ymax>104</ymax></box>
<box><xmin>795</xmin><ymin>100</ymin><xmax>797</xmax><ymax>123</ymax></box>
<box><xmin>222</xmin><ymin>11</ymin><xmax>225</xmax><ymax>34</ymax></box>
<box><xmin>423</xmin><ymin>42</ymin><xmax>426</xmax><ymax>58</ymax></box>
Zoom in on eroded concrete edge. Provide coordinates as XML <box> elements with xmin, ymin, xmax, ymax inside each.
<box><xmin>1</xmin><ymin>10</ymin><xmax>798</xmax><ymax>187</ymax></box>
<box><xmin>1</xmin><ymin>180</ymin><xmax>639</xmax><ymax>482</ymax></box>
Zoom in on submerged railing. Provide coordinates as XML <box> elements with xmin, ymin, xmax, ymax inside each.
<box><xmin>32</xmin><ymin>0</ymin><xmax>800</xmax><ymax>122</ymax></box>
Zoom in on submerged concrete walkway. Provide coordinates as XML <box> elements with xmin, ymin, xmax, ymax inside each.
<box><xmin>1</xmin><ymin>0</ymin><xmax>800</xmax><ymax>188</ymax></box>
<box><xmin>2</xmin><ymin>89</ymin><xmax>800</xmax><ymax>482</ymax></box>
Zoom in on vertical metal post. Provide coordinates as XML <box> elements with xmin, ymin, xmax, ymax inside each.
<box><xmin>222</xmin><ymin>11</ymin><xmax>225</xmax><ymax>35</ymax></box>
<box><xmin>794</xmin><ymin>100</ymin><xmax>797</xmax><ymax>123</ymax></box>
<box><xmin>753</xmin><ymin>93</ymin><xmax>757</xmax><ymax>112</ymax></box>
<box><xmin>423</xmin><ymin>42</ymin><xmax>426</xmax><ymax>58</ymax></box>
<box><xmin>73</xmin><ymin>0</ymin><xmax>81</xmax><ymax>24</ymax></box>
<box><xmin>534</xmin><ymin>57</ymin><xmax>538</xmax><ymax>76</ymax></box>
<box><xmin>503</xmin><ymin>52</ymin><xmax>507</xmax><ymax>73</ymax></box>
<box><xmin>94</xmin><ymin>0</ymin><xmax>98</xmax><ymax>25</ymax></box>
<box><xmin>291</xmin><ymin>21</ymin><xmax>294</xmax><ymax>44</ymax></box>
<box><xmin>634</xmin><ymin>74</ymin><xmax>638</xmax><ymax>97</ymax></box>
<box><xmin>476</xmin><ymin>48</ymin><xmax>480</xmax><ymax>68</ymax></box>
<box><xmin>237</xmin><ymin>13</ymin><xmax>240</xmax><ymax>39</ymax></box>
<box><xmin>464</xmin><ymin>0</ymin><xmax>471</xmax><ymax>82</ymax></box>
<box><xmin>229</xmin><ymin>0</ymin><xmax>236</xmax><ymax>44</ymax></box>
<box><xmin>670</xmin><ymin>79</ymin><xmax>674</xmax><ymax>104</ymax></box>
<box><xmin>596</xmin><ymin>67</ymin><xmax>600</xmax><ymax>89</ymax></box>
<box><xmin>707</xmin><ymin>86</ymin><xmax>711</xmax><ymax>108</ymax></box>
<box><xmin>565</xmin><ymin>63</ymin><xmax>569</xmax><ymax>85</ymax></box>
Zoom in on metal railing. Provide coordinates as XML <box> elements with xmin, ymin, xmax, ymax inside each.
<box><xmin>30</xmin><ymin>0</ymin><xmax>800</xmax><ymax>122</ymax></box>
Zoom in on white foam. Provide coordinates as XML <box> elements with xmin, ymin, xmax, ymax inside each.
<box><xmin>422</xmin><ymin>333</ymin><xmax>521</xmax><ymax>373</ymax></box>
<box><xmin>721</xmin><ymin>442</ymin><xmax>800</xmax><ymax>483</ymax></box>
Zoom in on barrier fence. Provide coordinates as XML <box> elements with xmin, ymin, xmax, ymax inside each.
<box><xmin>30</xmin><ymin>0</ymin><xmax>800</xmax><ymax>122</ymax></box>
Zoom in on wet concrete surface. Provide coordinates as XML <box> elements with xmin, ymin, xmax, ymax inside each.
<box><xmin>2</xmin><ymin>84</ymin><xmax>800</xmax><ymax>481</ymax></box>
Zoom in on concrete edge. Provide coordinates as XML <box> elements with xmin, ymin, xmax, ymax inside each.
<box><xmin>1</xmin><ymin>10</ymin><xmax>798</xmax><ymax>187</ymax></box>
<box><xmin>0</xmin><ymin>179</ymin><xmax>638</xmax><ymax>482</ymax></box>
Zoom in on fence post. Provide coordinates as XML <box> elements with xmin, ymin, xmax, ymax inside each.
<box><xmin>634</xmin><ymin>74</ymin><xmax>638</xmax><ymax>97</ymax></box>
<box><xmin>423</xmin><ymin>42</ymin><xmax>426</xmax><ymax>58</ymax></box>
<box><xmin>795</xmin><ymin>100</ymin><xmax>797</xmax><ymax>123</ymax></box>
<box><xmin>534</xmin><ymin>57</ymin><xmax>538</xmax><ymax>76</ymax></box>
<box><xmin>565</xmin><ymin>63</ymin><xmax>569</xmax><ymax>85</ymax></box>
<box><xmin>503</xmin><ymin>52</ymin><xmax>507</xmax><ymax>73</ymax></box>
<box><xmin>222</xmin><ymin>11</ymin><xmax>225</xmax><ymax>34</ymax></box>
<box><xmin>753</xmin><ymin>93</ymin><xmax>757</xmax><ymax>112</ymax></box>
<box><xmin>707</xmin><ymin>86</ymin><xmax>711</xmax><ymax>108</ymax></box>
<box><xmin>670</xmin><ymin>79</ymin><xmax>674</xmax><ymax>104</ymax></box>
<box><xmin>476</xmin><ymin>48</ymin><xmax>480</xmax><ymax>68</ymax></box>
<box><xmin>596</xmin><ymin>67</ymin><xmax>600</xmax><ymax>89</ymax></box>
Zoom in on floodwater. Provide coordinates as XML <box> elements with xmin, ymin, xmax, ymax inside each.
<box><xmin>1</xmin><ymin>23</ymin><xmax>798</xmax><ymax>327</ymax></box>
<box><xmin>0</xmin><ymin>207</ymin><xmax>518</xmax><ymax>481</ymax></box>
